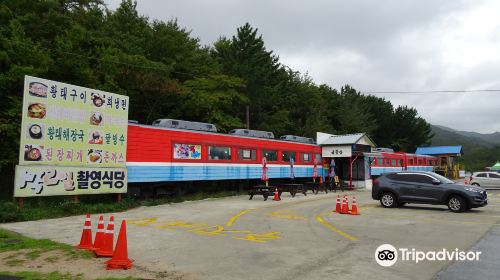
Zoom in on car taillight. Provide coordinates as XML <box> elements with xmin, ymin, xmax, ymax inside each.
<box><xmin>373</xmin><ymin>179</ymin><xmax>380</xmax><ymax>185</ymax></box>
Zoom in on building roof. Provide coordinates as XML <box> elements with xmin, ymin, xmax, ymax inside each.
<box><xmin>415</xmin><ymin>146</ymin><xmax>464</xmax><ymax>156</ymax></box>
<box><xmin>320</xmin><ymin>133</ymin><xmax>376</xmax><ymax>146</ymax></box>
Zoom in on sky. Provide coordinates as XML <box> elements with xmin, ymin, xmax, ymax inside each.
<box><xmin>105</xmin><ymin>0</ymin><xmax>500</xmax><ymax>134</ymax></box>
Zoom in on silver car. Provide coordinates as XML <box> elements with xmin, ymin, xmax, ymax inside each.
<box><xmin>470</xmin><ymin>172</ymin><xmax>500</xmax><ymax>188</ymax></box>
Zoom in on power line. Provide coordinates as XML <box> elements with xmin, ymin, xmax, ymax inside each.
<box><xmin>362</xmin><ymin>89</ymin><xmax>500</xmax><ymax>95</ymax></box>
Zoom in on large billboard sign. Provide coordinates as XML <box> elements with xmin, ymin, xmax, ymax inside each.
<box><xmin>15</xmin><ymin>76</ymin><xmax>129</xmax><ymax>197</ymax></box>
<box><xmin>19</xmin><ymin>76</ymin><xmax>129</xmax><ymax>167</ymax></box>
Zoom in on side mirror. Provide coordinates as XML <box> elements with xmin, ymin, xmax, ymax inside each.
<box><xmin>432</xmin><ymin>179</ymin><xmax>441</xmax><ymax>185</ymax></box>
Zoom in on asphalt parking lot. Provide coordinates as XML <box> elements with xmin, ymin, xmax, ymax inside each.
<box><xmin>2</xmin><ymin>189</ymin><xmax>500</xmax><ymax>280</ymax></box>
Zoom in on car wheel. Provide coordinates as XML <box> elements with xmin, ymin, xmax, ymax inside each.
<box><xmin>380</xmin><ymin>192</ymin><xmax>397</xmax><ymax>208</ymax></box>
<box><xmin>448</xmin><ymin>195</ymin><xmax>467</xmax><ymax>213</ymax></box>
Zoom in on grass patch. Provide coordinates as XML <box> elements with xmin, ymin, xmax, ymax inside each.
<box><xmin>0</xmin><ymin>229</ymin><xmax>91</xmax><ymax>260</ymax></box>
<box><xmin>0</xmin><ymin>197</ymin><xmax>140</xmax><ymax>223</ymax></box>
<box><xmin>5</xmin><ymin>258</ymin><xmax>24</xmax><ymax>267</ymax></box>
<box><xmin>0</xmin><ymin>230</ymin><xmax>139</xmax><ymax>279</ymax></box>
<box><xmin>44</xmin><ymin>256</ymin><xmax>58</xmax><ymax>263</ymax></box>
<box><xmin>25</xmin><ymin>250</ymin><xmax>42</xmax><ymax>260</ymax></box>
<box><xmin>0</xmin><ymin>271</ymin><xmax>140</xmax><ymax>280</ymax></box>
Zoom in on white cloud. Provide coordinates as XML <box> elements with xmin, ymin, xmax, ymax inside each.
<box><xmin>105</xmin><ymin>0</ymin><xmax>500</xmax><ymax>133</ymax></box>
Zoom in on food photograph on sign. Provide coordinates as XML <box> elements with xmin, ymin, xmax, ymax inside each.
<box><xmin>87</xmin><ymin>148</ymin><xmax>102</xmax><ymax>164</ymax></box>
<box><xmin>26</xmin><ymin>123</ymin><xmax>44</xmax><ymax>140</ymax></box>
<box><xmin>28</xmin><ymin>81</ymin><xmax>48</xmax><ymax>98</ymax></box>
<box><xmin>24</xmin><ymin>144</ymin><xmax>44</xmax><ymax>162</ymax></box>
<box><xmin>89</xmin><ymin>112</ymin><xmax>103</xmax><ymax>126</ymax></box>
<box><xmin>27</xmin><ymin>102</ymin><xmax>47</xmax><ymax>119</ymax></box>
<box><xmin>91</xmin><ymin>92</ymin><xmax>105</xmax><ymax>107</ymax></box>
<box><xmin>88</xmin><ymin>130</ymin><xmax>104</xmax><ymax>144</ymax></box>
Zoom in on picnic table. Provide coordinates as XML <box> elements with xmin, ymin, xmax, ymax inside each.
<box><xmin>278</xmin><ymin>183</ymin><xmax>307</xmax><ymax>197</ymax></box>
<box><xmin>304</xmin><ymin>182</ymin><xmax>328</xmax><ymax>194</ymax></box>
<box><xmin>248</xmin><ymin>185</ymin><xmax>276</xmax><ymax>201</ymax></box>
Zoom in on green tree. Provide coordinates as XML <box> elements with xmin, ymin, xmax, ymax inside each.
<box><xmin>181</xmin><ymin>75</ymin><xmax>247</xmax><ymax>132</ymax></box>
<box><xmin>213</xmin><ymin>23</ymin><xmax>282</xmax><ymax>129</ymax></box>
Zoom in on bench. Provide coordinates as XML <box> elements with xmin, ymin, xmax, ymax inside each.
<box><xmin>304</xmin><ymin>182</ymin><xmax>328</xmax><ymax>194</ymax></box>
<box><xmin>248</xmin><ymin>185</ymin><xmax>275</xmax><ymax>201</ymax></box>
<box><xmin>278</xmin><ymin>183</ymin><xmax>307</xmax><ymax>197</ymax></box>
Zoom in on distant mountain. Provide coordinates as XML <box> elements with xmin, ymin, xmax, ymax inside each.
<box><xmin>430</xmin><ymin>125</ymin><xmax>492</xmax><ymax>148</ymax></box>
<box><xmin>430</xmin><ymin>125</ymin><xmax>500</xmax><ymax>171</ymax></box>
<box><xmin>433</xmin><ymin>125</ymin><xmax>500</xmax><ymax>145</ymax></box>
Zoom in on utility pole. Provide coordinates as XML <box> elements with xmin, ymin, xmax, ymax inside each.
<box><xmin>246</xmin><ymin>105</ymin><xmax>250</xmax><ymax>129</ymax></box>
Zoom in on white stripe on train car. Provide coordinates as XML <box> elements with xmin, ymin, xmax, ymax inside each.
<box><xmin>126</xmin><ymin>162</ymin><xmax>315</xmax><ymax>168</ymax></box>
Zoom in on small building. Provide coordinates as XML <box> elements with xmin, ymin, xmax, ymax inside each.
<box><xmin>317</xmin><ymin>132</ymin><xmax>376</xmax><ymax>189</ymax></box>
<box><xmin>415</xmin><ymin>146</ymin><xmax>464</xmax><ymax>178</ymax></box>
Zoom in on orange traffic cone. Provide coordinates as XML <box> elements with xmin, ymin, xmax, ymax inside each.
<box><xmin>340</xmin><ymin>195</ymin><xmax>350</xmax><ymax>214</ymax></box>
<box><xmin>75</xmin><ymin>214</ymin><xmax>93</xmax><ymax>249</ymax></box>
<box><xmin>105</xmin><ymin>220</ymin><xmax>133</xmax><ymax>270</ymax></box>
<box><xmin>320</xmin><ymin>175</ymin><xmax>324</xmax><ymax>184</ymax></box>
<box><xmin>272</xmin><ymin>188</ymin><xmax>281</xmax><ymax>201</ymax></box>
<box><xmin>333</xmin><ymin>195</ymin><xmax>341</xmax><ymax>213</ymax></box>
<box><xmin>91</xmin><ymin>215</ymin><xmax>105</xmax><ymax>252</ymax></box>
<box><xmin>350</xmin><ymin>196</ymin><xmax>360</xmax><ymax>215</ymax></box>
<box><xmin>95</xmin><ymin>215</ymin><xmax>115</xmax><ymax>257</ymax></box>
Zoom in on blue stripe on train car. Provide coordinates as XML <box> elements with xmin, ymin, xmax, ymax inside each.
<box><xmin>127</xmin><ymin>165</ymin><xmax>325</xmax><ymax>183</ymax></box>
<box><xmin>371</xmin><ymin>166</ymin><xmax>434</xmax><ymax>176</ymax></box>
<box><xmin>407</xmin><ymin>166</ymin><xmax>433</xmax><ymax>172</ymax></box>
<box><xmin>370</xmin><ymin>167</ymin><xmax>404</xmax><ymax>176</ymax></box>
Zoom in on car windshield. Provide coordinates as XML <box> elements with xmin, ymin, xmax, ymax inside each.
<box><xmin>431</xmin><ymin>173</ymin><xmax>454</xmax><ymax>184</ymax></box>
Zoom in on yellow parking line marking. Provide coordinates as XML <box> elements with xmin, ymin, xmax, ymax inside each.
<box><xmin>268</xmin><ymin>210</ymin><xmax>307</xmax><ymax>221</ymax></box>
<box><xmin>226</xmin><ymin>209</ymin><xmax>256</xmax><ymax>227</ymax></box>
<box><xmin>315</xmin><ymin>213</ymin><xmax>358</xmax><ymax>241</ymax></box>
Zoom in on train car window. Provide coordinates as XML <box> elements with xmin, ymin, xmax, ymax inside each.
<box><xmin>282</xmin><ymin>151</ymin><xmax>296</xmax><ymax>162</ymax></box>
<box><xmin>385</xmin><ymin>159</ymin><xmax>390</xmax><ymax>165</ymax></box>
<box><xmin>302</xmin><ymin>153</ymin><xmax>312</xmax><ymax>162</ymax></box>
<box><xmin>418</xmin><ymin>159</ymin><xmax>423</xmax><ymax>165</ymax></box>
<box><xmin>391</xmin><ymin>159</ymin><xmax>397</xmax><ymax>166</ymax></box>
<box><xmin>399</xmin><ymin>160</ymin><xmax>403</xmax><ymax>166</ymax></box>
<box><xmin>209</xmin><ymin>146</ymin><xmax>231</xmax><ymax>160</ymax></box>
<box><xmin>238</xmin><ymin>149</ymin><xmax>256</xmax><ymax>160</ymax></box>
<box><xmin>409</xmin><ymin>159</ymin><xmax>413</xmax><ymax>165</ymax></box>
<box><xmin>263</xmin><ymin>150</ymin><xmax>278</xmax><ymax>161</ymax></box>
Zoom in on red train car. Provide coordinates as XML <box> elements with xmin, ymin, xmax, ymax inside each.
<box><xmin>370</xmin><ymin>151</ymin><xmax>437</xmax><ymax>176</ymax></box>
<box><xmin>126</xmin><ymin>124</ymin><xmax>323</xmax><ymax>183</ymax></box>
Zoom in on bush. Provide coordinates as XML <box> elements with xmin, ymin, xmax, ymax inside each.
<box><xmin>0</xmin><ymin>201</ymin><xmax>20</xmax><ymax>223</ymax></box>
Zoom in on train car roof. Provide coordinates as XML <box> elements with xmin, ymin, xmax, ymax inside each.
<box><xmin>129</xmin><ymin>123</ymin><xmax>319</xmax><ymax>147</ymax></box>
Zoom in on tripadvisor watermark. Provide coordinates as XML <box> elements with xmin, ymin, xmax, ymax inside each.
<box><xmin>375</xmin><ymin>244</ymin><xmax>481</xmax><ymax>267</ymax></box>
